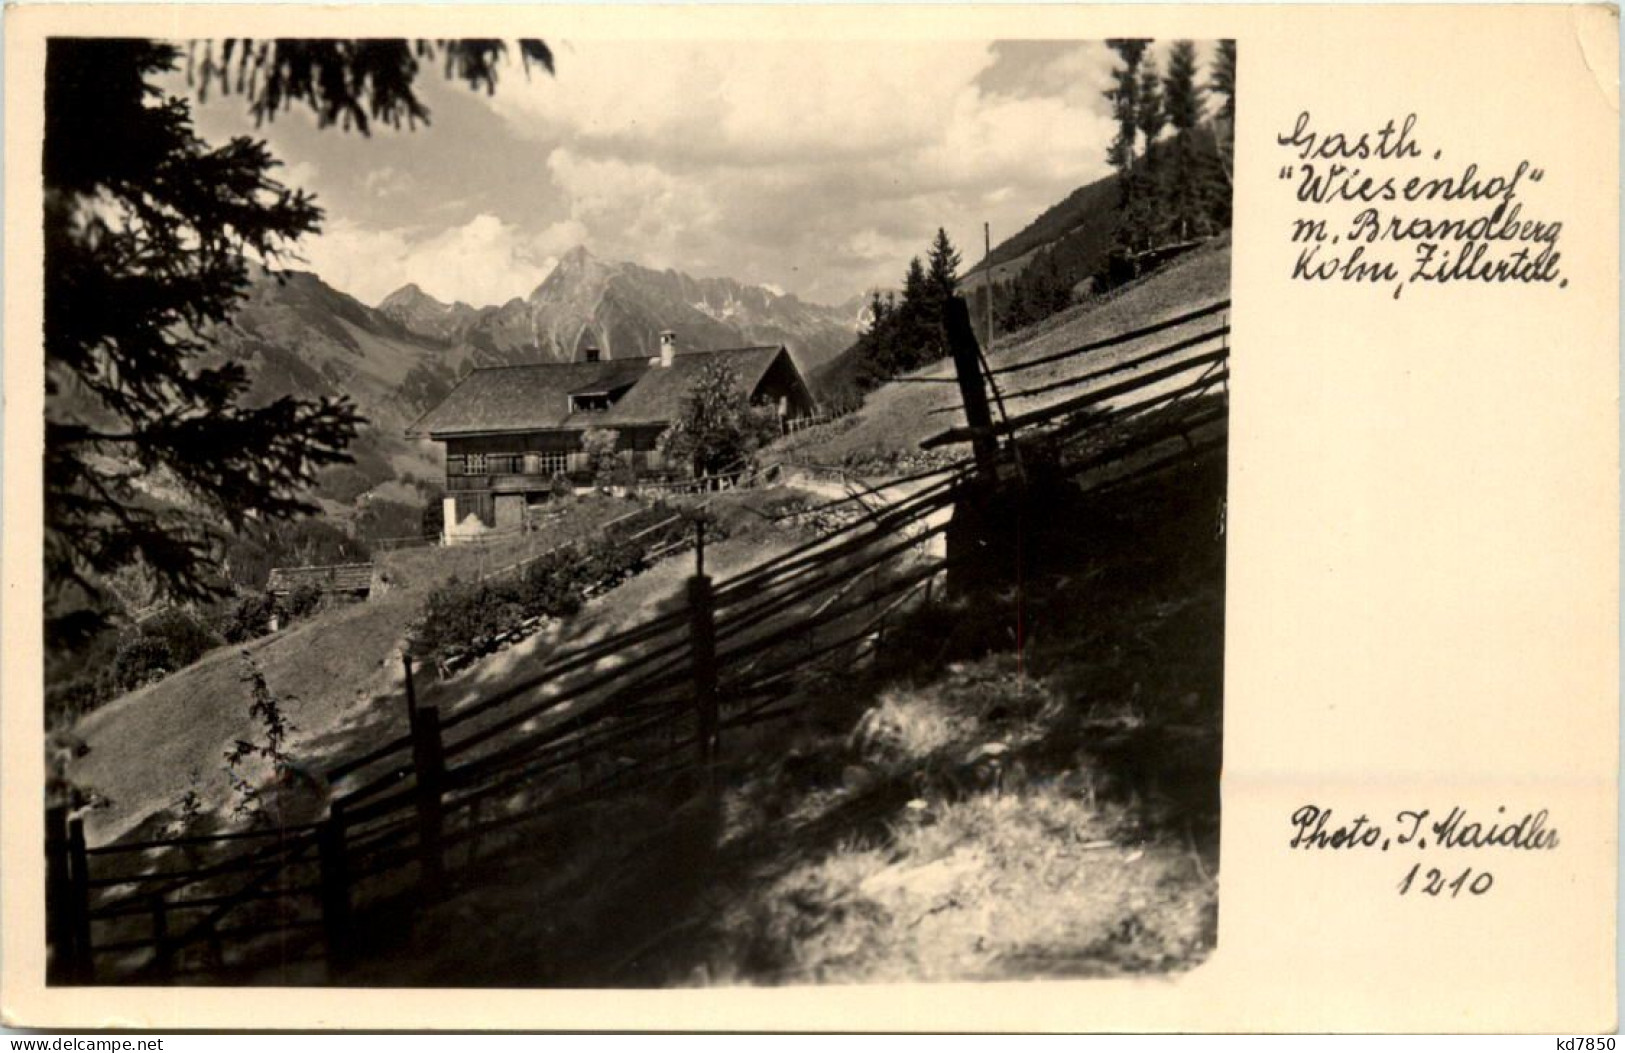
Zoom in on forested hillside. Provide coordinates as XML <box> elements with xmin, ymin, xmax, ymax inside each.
<box><xmin>816</xmin><ymin>39</ymin><xmax>1235</xmax><ymax>410</ymax></box>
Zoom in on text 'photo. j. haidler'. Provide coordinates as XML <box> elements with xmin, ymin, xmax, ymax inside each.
<box><xmin>43</xmin><ymin>35</ymin><xmax>1233</xmax><ymax>987</ymax></box>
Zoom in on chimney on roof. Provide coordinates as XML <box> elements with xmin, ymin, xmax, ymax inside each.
<box><xmin>583</xmin><ymin>344</ymin><xmax>601</xmax><ymax>363</ymax></box>
<box><xmin>659</xmin><ymin>330</ymin><xmax>677</xmax><ymax>368</ymax></box>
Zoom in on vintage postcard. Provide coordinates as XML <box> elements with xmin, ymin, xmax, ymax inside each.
<box><xmin>1</xmin><ymin>2</ymin><xmax>1617</xmax><ymax>1033</ymax></box>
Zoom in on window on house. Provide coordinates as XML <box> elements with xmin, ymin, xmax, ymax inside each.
<box><xmin>533</xmin><ymin>451</ymin><xmax>569</xmax><ymax>474</ymax></box>
<box><xmin>456</xmin><ymin>453</ymin><xmax>526</xmax><ymax>475</ymax></box>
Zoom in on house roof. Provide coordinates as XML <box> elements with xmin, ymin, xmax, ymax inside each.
<box><xmin>565</xmin><ymin>359</ymin><xmax>652</xmax><ymax>398</ymax></box>
<box><xmin>408</xmin><ymin>346</ymin><xmax>789</xmax><ymax>438</ymax></box>
<box><xmin>266</xmin><ymin>563</ymin><xmax>376</xmax><ymax>596</ymax></box>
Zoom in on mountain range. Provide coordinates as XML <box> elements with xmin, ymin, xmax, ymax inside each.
<box><xmin>210</xmin><ymin>247</ymin><xmax>868</xmax><ymax>503</ymax></box>
<box><xmin>378</xmin><ymin>247</ymin><xmax>867</xmax><ymax>367</ymax></box>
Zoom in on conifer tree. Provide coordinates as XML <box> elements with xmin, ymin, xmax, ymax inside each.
<box><xmin>1103</xmin><ymin>38</ymin><xmax>1153</xmax><ymax>267</ymax></box>
<box><xmin>1136</xmin><ymin>56</ymin><xmax>1167</xmax><ymax>163</ymax></box>
<box><xmin>866</xmin><ymin>289</ymin><xmax>890</xmax><ymax>334</ymax></box>
<box><xmin>1162</xmin><ymin>40</ymin><xmax>1207</xmax><ymax>241</ymax></box>
<box><xmin>925</xmin><ymin>227</ymin><xmax>962</xmax><ymax>299</ymax></box>
<box><xmin>1038</xmin><ymin>250</ymin><xmax>1074</xmax><ymax>316</ymax></box>
<box><xmin>896</xmin><ymin>255</ymin><xmax>939</xmax><ymax>371</ymax></box>
<box><xmin>853</xmin><ymin>289</ymin><xmax>895</xmax><ymax>391</ymax></box>
<box><xmin>1209</xmin><ymin>40</ymin><xmax>1237</xmax><ymax>191</ymax></box>
<box><xmin>918</xmin><ymin>227</ymin><xmax>962</xmax><ymax>363</ymax></box>
<box><xmin>844</xmin><ymin>230</ymin><xmax>970</xmax><ymax>392</ymax></box>
<box><xmin>998</xmin><ymin>280</ymin><xmax>1032</xmax><ymax>333</ymax></box>
<box><xmin>1103</xmin><ymin>39</ymin><xmax>1150</xmax><ymax>201</ymax></box>
<box><xmin>1130</xmin><ymin>54</ymin><xmax>1168</xmax><ymax>251</ymax></box>
<box><xmin>901</xmin><ymin>256</ymin><xmax>929</xmax><ymax>305</ymax></box>
<box><xmin>44</xmin><ymin>38</ymin><xmax>551</xmax><ymax>648</ymax></box>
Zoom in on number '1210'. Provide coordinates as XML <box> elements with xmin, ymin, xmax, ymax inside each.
<box><xmin>1398</xmin><ymin>864</ymin><xmax>1494</xmax><ymax>896</ymax></box>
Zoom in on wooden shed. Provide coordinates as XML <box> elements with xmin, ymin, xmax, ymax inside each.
<box><xmin>265</xmin><ymin>562</ymin><xmax>378</xmax><ymax>599</ymax></box>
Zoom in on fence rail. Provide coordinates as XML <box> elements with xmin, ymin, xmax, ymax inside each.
<box><xmin>782</xmin><ymin>413</ymin><xmax>838</xmax><ymax>434</ymax></box>
<box><xmin>984</xmin><ymin>298</ymin><xmax>1229</xmax><ymax>378</ymax></box>
<box><xmin>47</xmin><ymin>293</ymin><xmax>1228</xmax><ymax>985</ymax></box>
<box><xmin>50</xmin><ymin>479</ymin><xmax>958</xmax><ymax>985</ymax></box>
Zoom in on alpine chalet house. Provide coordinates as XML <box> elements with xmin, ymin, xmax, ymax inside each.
<box><xmin>409</xmin><ymin>331</ymin><xmax>818</xmax><ymax>540</ymax></box>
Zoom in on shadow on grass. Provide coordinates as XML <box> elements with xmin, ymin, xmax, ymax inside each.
<box><xmin>316</xmin><ymin>407</ymin><xmax>1226</xmax><ymax>987</ymax></box>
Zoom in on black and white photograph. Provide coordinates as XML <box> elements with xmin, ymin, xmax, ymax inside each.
<box><xmin>41</xmin><ymin>32</ymin><xmax>1234</xmax><ymax>988</ymax></box>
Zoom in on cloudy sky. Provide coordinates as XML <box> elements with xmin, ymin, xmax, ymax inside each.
<box><xmin>183</xmin><ymin>39</ymin><xmax>1211</xmax><ymax>308</ymax></box>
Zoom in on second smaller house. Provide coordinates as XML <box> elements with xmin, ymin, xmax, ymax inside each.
<box><xmin>262</xmin><ymin>561</ymin><xmax>380</xmax><ymax>631</ymax></box>
<box><xmin>266</xmin><ymin>562</ymin><xmax>379</xmax><ymax>600</ymax></box>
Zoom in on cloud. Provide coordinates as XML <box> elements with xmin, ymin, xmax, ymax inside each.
<box><xmin>298</xmin><ymin>213</ymin><xmax>588</xmax><ymax>306</ymax></box>
<box><xmin>360</xmin><ymin>166</ymin><xmax>415</xmax><ymax>199</ymax></box>
<box><xmin>544</xmin><ymin>150</ymin><xmax>726</xmax><ymax>270</ymax></box>
<box><xmin>277</xmin><ymin>159</ymin><xmax>320</xmax><ymax>193</ymax></box>
<box><xmin>975</xmin><ymin>41</ymin><xmax>1112</xmax><ymax>109</ymax></box>
<box><xmin>477</xmin><ymin>39</ymin><xmax>1130</xmax><ymax>300</ymax></box>
<box><xmin>489</xmin><ymin>40</ymin><xmax>997</xmax><ymax>167</ymax></box>
<box><xmin>217</xmin><ymin>38</ymin><xmax>1224</xmax><ymax>305</ymax></box>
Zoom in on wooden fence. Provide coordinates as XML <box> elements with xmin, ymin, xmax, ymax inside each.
<box><xmin>924</xmin><ymin>297</ymin><xmax>1229</xmax><ymax>441</ymax></box>
<box><xmin>47</xmin><ymin>460</ymin><xmax>967</xmax><ymax>983</ymax></box>
<box><xmin>46</xmin><ymin>294</ymin><xmax>1228</xmax><ymax>984</ymax></box>
<box><xmin>782</xmin><ymin>413</ymin><xmax>842</xmax><ymax>435</ymax></box>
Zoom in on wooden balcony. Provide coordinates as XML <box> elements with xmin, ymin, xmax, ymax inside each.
<box><xmin>447</xmin><ymin>472</ymin><xmax>558</xmax><ymax>492</ymax></box>
<box><xmin>446</xmin><ymin>450</ymin><xmax>666</xmax><ymax>491</ymax></box>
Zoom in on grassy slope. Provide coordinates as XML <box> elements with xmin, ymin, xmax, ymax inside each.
<box><xmin>72</xmin><ymin>589</ymin><xmax>419</xmax><ymax>845</ymax></box>
<box><xmin>69</xmin><ymin>498</ymin><xmax>645</xmax><ymax>846</ymax></box>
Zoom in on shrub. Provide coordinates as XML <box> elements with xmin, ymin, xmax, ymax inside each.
<box><xmin>581</xmin><ymin>428</ymin><xmax>622</xmax><ymax>489</ymax></box>
<box><xmin>48</xmin><ymin>606</ymin><xmax>223</xmax><ymax>715</ymax></box>
<box><xmin>109</xmin><ymin>634</ymin><xmax>174</xmax><ymax>694</ymax></box>
<box><xmin>46</xmin><ymin>675</ymin><xmax>104</xmax><ymax>729</ymax></box>
<box><xmin>414</xmin><ymin>533</ymin><xmax>659</xmax><ymax>667</ymax></box>
<box><xmin>140</xmin><ymin>608</ymin><xmax>222</xmax><ymax>668</ymax></box>
<box><xmin>354</xmin><ymin>498</ymin><xmax>425</xmax><ymax>544</ymax></box>
<box><xmin>226</xmin><ymin>652</ymin><xmax>302</xmax><ymax>828</ymax></box>
<box><xmin>421</xmin><ymin>493</ymin><xmax>445</xmax><ymax>540</ymax></box>
<box><xmin>284</xmin><ymin>582</ymin><xmax>323</xmax><ymax>622</ymax></box>
<box><xmin>221</xmin><ymin>593</ymin><xmax>277</xmax><ymax>643</ymax></box>
<box><xmin>314</xmin><ymin>463</ymin><xmax>376</xmax><ymax>505</ymax></box>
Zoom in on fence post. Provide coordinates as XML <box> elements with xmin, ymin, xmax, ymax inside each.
<box><xmin>944</xmin><ymin>296</ymin><xmax>998</xmax><ymax>483</ymax></box>
<box><xmin>149</xmin><ymin>894</ymin><xmax>172</xmax><ymax>980</ymax></box>
<box><xmin>687</xmin><ymin>573</ymin><xmax>719</xmax><ymax>772</ymax></box>
<box><xmin>317</xmin><ymin>805</ymin><xmax>353</xmax><ymax>973</ymax></box>
<box><xmin>402</xmin><ymin>650</ymin><xmax>420</xmax><ymax>738</ymax></box>
<box><xmin>66</xmin><ymin>817</ymin><xmax>93</xmax><ymax>983</ymax></box>
<box><xmin>411</xmin><ymin>705</ymin><xmax>446</xmax><ymax>898</ymax></box>
<box><xmin>45</xmin><ymin>805</ymin><xmax>72</xmax><ymax>984</ymax></box>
